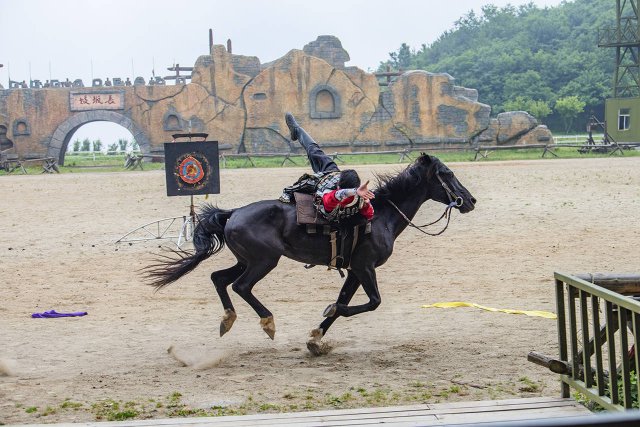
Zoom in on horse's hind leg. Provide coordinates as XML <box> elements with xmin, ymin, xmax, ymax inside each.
<box><xmin>211</xmin><ymin>263</ymin><xmax>246</xmax><ymax>336</ymax></box>
<box><xmin>307</xmin><ymin>271</ymin><xmax>360</xmax><ymax>356</ymax></box>
<box><xmin>231</xmin><ymin>259</ymin><xmax>279</xmax><ymax>339</ymax></box>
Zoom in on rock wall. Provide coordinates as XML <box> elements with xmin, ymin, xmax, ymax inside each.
<box><xmin>477</xmin><ymin>111</ymin><xmax>553</xmax><ymax>146</ymax></box>
<box><xmin>0</xmin><ymin>35</ymin><xmax>551</xmax><ymax>164</ymax></box>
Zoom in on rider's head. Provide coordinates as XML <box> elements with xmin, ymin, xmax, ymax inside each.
<box><xmin>338</xmin><ymin>169</ymin><xmax>360</xmax><ymax>189</ymax></box>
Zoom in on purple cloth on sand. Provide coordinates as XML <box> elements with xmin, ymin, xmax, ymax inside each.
<box><xmin>31</xmin><ymin>310</ymin><xmax>88</xmax><ymax>318</ymax></box>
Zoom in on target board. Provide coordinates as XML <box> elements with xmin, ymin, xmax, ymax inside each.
<box><xmin>164</xmin><ymin>141</ymin><xmax>220</xmax><ymax>196</ymax></box>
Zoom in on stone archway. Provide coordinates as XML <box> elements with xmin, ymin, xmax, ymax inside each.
<box><xmin>47</xmin><ymin>110</ymin><xmax>151</xmax><ymax>165</ymax></box>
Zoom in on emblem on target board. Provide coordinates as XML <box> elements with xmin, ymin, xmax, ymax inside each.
<box><xmin>177</xmin><ymin>154</ymin><xmax>206</xmax><ymax>185</ymax></box>
<box><xmin>164</xmin><ymin>140</ymin><xmax>220</xmax><ymax>196</ymax></box>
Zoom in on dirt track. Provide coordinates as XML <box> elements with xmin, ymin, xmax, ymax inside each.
<box><xmin>1</xmin><ymin>157</ymin><xmax>639</xmax><ymax>424</ymax></box>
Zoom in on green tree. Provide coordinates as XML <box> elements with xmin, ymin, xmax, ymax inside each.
<box><xmin>503</xmin><ymin>96</ymin><xmax>552</xmax><ymax>122</ymax></box>
<box><xmin>131</xmin><ymin>139</ymin><xmax>139</xmax><ymax>152</ymax></box>
<box><xmin>502</xmin><ymin>70</ymin><xmax>553</xmax><ymax>106</ymax></box>
<box><xmin>555</xmin><ymin>96</ymin><xmax>586</xmax><ymax>133</ymax></box>
<box><xmin>388</xmin><ymin>43</ymin><xmax>413</xmax><ymax>70</ymax></box>
<box><xmin>92</xmin><ymin>139</ymin><xmax>102</xmax><ymax>152</ymax></box>
<box><xmin>107</xmin><ymin>143</ymin><xmax>118</xmax><ymax>155</ymax></box>
<box><xmin>118</xmin><ymin>138</ymin><xmax>128</xmax><ymax>152</ymax></box>
<box><xmin>72</xmin><ymin>139</ymin><xmax>81</xmax><ymax>152</ymax></box>
<box><xmin>378</xmin><ymin>0</ymin><xmax>616</xmax><ymax>132</ymax></box>
<box><xmin>81</xmin><ymin>138</ymin><xmax>91</xmax><ymax>152</ymax></box>
<box><xmin>527</xmin><ymin>99</ymin><xmax>553</xmax><ymax>122</ymax></box>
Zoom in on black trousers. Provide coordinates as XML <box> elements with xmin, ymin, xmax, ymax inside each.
<box><xmin>297</xmin><ymin>127</ymin><xmax>340</xmax><ymax>174</ymax></box>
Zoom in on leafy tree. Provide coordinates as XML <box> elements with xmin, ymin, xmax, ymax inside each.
<box><xmin>527</xmin><ymin>100</ymin><xmax>553</xmax><ymax>123</ymax></box>
<box><xmin>378</xmin><ymin>0</ymin><xmax>616</xmax><ymax>132</ymax></box>
<box><xmin>72</xmin><ymin>139</ymin><xmax>81</xmax><ymax>152</ymax></box>
<box><xmin>388</xmin><ymin>43</ymin><xmax>413</xmax><ymax>70</ymax></box>
<box><xmin>503</xmin><ymin>96</ymin><xmax>552</xmax><ymax>122</ymax></box>
<box><xmin>503</xmin><ymin>96</ymin><xmax>531</xmax><ymax>112</ymax></box>
<box><xmin>131</xmin><ymin>139</ymin><xmax>139</xmax><ymax>152</ymax></box>
<box><xmin>502</xmin><ymin>70</ymin><xmax>554</xmax><ymax>107</ymax></box>
<box><xmin>81</xmin><ymin>138</ymin><xmax>91</xmax><ymax>152</ymax></box>
<box><xmin>118</xmin><ymin>138</ymin><xmax>128</xmax><ymax>152</ymax></box>
<box><xmin>555</xmin><ymin>96</ymin><xmax>586</xmax><ymax>133</ymax></box>
<box><xmin>107</xmin><ymin>143</ymin><xmax>118</xmax><ymax>155</ymax></box>
<box><xmin>92</xmin><ymin>139</ymin><xmax>102</xmax><ymax>152</ymax></box>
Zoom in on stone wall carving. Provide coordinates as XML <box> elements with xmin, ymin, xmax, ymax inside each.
<box><xmin>309</xmin><ymin>84</ymin><xmax>341</xmax><ymax>119</ymax></box>
<box><xmin>0</xmin><ymin>35</ymin><xmax>549</xmax><ymax>164</ymax></box>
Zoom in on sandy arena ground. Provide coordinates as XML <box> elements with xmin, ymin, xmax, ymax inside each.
<box><xmin>1</xmin><ymin>156</ymin><xmax>639</xmax><ymax>424</ymax></box>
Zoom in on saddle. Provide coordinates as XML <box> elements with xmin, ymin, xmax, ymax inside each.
<box><xmin>293</xmin><ymin>192</ymin><xmax>371</xmax><ymax>275</ymax></box>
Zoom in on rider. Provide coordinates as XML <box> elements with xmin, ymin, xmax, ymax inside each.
<box><xmin>280</xmin><ymin>112</ymin><xmax>374</xmax><ymax>221</ymax></box>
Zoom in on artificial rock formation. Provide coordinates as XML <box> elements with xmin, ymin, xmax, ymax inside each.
<box><xmin>0</xmin><ymin>35</ymin><xmax>549</xmax><ymax>164</ymax></box>
<box><xmin>477</xmin><ymin>111</ymin><xmax>553</xmax><ymax>146</ymax></box>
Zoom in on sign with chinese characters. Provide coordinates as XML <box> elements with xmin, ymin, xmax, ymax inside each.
<box><xmin>69</xmin><ymin>91</ymin><xmax>124</xmax><ymax>111</ymax></box>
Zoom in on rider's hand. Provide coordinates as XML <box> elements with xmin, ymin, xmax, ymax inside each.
<box><xmin>357</xmin><ymin>180</ymin><xmax>375</xmax><ymax>201</ymax></box>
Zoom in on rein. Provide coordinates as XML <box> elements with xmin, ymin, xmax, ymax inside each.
<box><xmin>387</xmin><ymin>171</ymin><xmax>464</xmax><ymax>237</ymax></box>
<box><xmin>387</xmin><ymin>199</ymin><xmax>458</xmax><ymax>236</ymax></box>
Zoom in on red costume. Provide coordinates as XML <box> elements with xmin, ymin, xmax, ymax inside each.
<box><xmin>322</xmin><ymin>190</ymin><xmax>374</xmax><ymax>220</ymax></box>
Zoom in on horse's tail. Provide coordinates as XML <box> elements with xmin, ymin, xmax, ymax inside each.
<box><xmin>145</xmin><ymin>204</ymin><xmax>234</xmax><ymax>290</ymax></box>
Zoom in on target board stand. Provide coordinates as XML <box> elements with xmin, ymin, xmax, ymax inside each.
<box><xmin>116</xmin><ymin>133</ymin><xmax>220</xmax><ymax>248</ymax></box>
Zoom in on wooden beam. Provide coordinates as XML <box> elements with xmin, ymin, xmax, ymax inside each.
<box><xmin>575</xmin><ymin>273</ymin><xmax>640</xmax><ymax>296</ymax></box>
<box><xmin>527</xmin><ymin>351</ymin><xmax>571</xmax><ymax>374</ymax></box>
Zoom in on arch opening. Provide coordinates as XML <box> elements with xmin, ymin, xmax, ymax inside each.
<box><xmin>0</xmin><ymin>125</ymin><xmax>14</xmax><ymax>151</ymax></box>
<box><xmin>65</xmin><ymin>122</ymin><xmax>136</xmax><ymax>158</ymax></box>
<box><xmin>49</xmin><ymin>110</ymin><xmax>151</xmax><ymax>165</ymax></box>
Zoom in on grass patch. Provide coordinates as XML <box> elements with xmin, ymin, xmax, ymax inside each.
<box><xmin>15</xmin><ymin>378</ymin><xmax>543</xmax><ymax>422</ymax></box>
<box><xmin>91</xmin><ymin>399</ymin><xmax>139</xmax><ymax>421</ymax></box>
<box><xmin>518</xmin><ymin>376</ymin><xmax>541</xmax><ymax>393</ymax></box>
<box><xmin>3</xmin><ymin>146</ymin><xmax>639</xmax><ymax>177</ymax></box>
<box><xmin>60</xmin><ymin>399</ymin><xmax>83</xmax><ymax>410</ymax></box>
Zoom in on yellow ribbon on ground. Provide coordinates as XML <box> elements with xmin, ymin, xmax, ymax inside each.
<box><xmin>421</xmin><ymin>301</ymin><xmax>557</xmax><ymax>319</ymax></box>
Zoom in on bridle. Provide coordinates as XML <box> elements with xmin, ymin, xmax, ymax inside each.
<box><xmin>387</xmin><ymin>170</ymin><xmax>464</xmax><ymax>236</ymax></box>
<box><xmin>436</xmin><ymin>171</ymin><xmax>464</xmax><ymax>208</ymax></box>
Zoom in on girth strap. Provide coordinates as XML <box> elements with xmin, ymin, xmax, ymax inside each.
<box><xmin>329</xmin><ymin>231</ymin><xmax>339</xmax><ymax>269</ymax></box>
<box><xmin>305</xmin><ymin>222</ymin><xmax>371</xmax><ymax>277</ymax></box>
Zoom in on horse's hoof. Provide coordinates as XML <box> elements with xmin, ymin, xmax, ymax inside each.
<box><xmin>306</xmin><ymin>328</ymin><xmax>332</xmax><ymax>356</ymax></box>
<box><xmin>219</xmin><ymin>309</ymin><xmax>237</xmax><ymax>337</ymax></box>
<box><xmin>260</xmin><ymin>316</ymin><xmax>276</xmax><ymax>340</ymax></box>
<box><xmin>322</xmin><ymin>303</ymin><xmax>337</xmax><ymax>317</ymax></box>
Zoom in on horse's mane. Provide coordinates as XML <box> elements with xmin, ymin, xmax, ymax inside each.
<box><xmin>371</xmin><ymin>154</ymin><xmax>437</xmax><ymax>208</ymax></box>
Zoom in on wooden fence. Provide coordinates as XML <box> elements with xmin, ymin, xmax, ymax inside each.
<box><xmin>531</xmin><ymin>273</ymin><xmax>640</xmax><ymax>411</ymax></box>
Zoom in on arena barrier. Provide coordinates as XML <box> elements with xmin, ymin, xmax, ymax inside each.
<box><xmin>529</xmin><ymin>273</ymin><xmax>640</xmax><ymax>411</ymax></box>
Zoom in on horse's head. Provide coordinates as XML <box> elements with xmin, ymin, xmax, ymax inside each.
<box><xmin>420</xmin><ymin>154</ymin><xmax>476</xmax><ymax>213</ymax></box>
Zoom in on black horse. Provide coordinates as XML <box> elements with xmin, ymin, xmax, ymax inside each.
<box><xmin>146</xmin><ymin>154</ymin><xmax>476</xmax><ymax>355</ymax></box>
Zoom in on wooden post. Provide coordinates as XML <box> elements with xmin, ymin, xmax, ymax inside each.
<box><xmin>555</xmin><ymin>279</ymin><xmax>570</xmax><ymax>397</ymax></box>
<box><xmin>227</xmin><ymin>39</ymin><xmax>232</xmax><ymax>54</ymax></box>
<box><xmin>209</xmin><ymin>29</ymin><xmax>214</xmax><ymax>55</ymax></box>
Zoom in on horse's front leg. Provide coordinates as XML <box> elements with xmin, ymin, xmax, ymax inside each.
<box><xmin>307</xmin><ymin>270</ymin><xmax>360</xmax><ymax>356</ymax></box>
<box><xmin>324</xmin><ymin>266</ymin><xmax>380</xmax><ymax>318</ymax></box>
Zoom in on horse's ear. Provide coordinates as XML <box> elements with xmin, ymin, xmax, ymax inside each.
<box><xmin>419</xmin><ymin>153</ymin><xmax>432</xmax><ymax>163</ymax></box>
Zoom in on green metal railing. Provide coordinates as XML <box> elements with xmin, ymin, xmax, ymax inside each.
<box><xmin>554</xmin><ymin>272</ymin><xmax>640</xmax><ymax>411</ymax></box>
